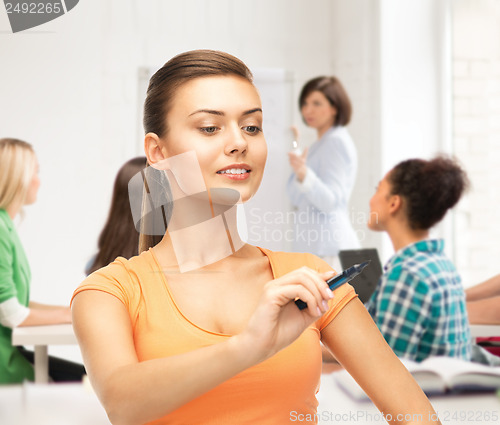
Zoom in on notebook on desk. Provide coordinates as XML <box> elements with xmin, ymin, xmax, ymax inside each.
<box><xmin>333</xmin><ymin>356</ymin><xmax>500</xmax><ymax>399</ymax></box>
<box><xmin>338</xmin><ymin>248</ymin><xmax>383</xmax><ymax>303</ymax></box>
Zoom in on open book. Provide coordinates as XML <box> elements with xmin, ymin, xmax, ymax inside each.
<box><xmin>333</xmin><ymin>356</ymin><xmax>500</xmax><ymax>399</ymax></box>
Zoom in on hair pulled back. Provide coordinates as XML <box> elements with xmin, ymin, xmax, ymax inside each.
<box><xmin>143</xmin><ymin>49</ymin><xmax>253</xmax><ymax>137</ymax></box>
<box><xmin>388</xmin><ymin>156</ymin><xmax>469</xmax><ymax>230</ymax></box>
<box><xmin>299</xmin><ymin>76</ymin><xmax>352</xmax><ymax>126</ymax></box>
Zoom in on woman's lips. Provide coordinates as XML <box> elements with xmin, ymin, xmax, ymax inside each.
<box><xmin>216</xmin><ymin>168</ymin><xmax>251</xmax><ymax>180</ymax></box>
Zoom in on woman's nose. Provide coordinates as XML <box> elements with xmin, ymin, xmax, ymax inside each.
<box><xmin>225</xmin><ymin>126</ymin><xmax>248</xmax><ymax>155</ymax></box>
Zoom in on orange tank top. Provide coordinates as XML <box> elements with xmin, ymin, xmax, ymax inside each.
<box><xmin>72</xmin><ymin>247</ymin><xmax>357</xmax><ymax>424</ymax></box>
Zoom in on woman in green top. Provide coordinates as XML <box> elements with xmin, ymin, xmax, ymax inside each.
<box><xmin>0</xmin><ymin>138</ymin><xmax>84</xmax><ymax>383</ymax></box>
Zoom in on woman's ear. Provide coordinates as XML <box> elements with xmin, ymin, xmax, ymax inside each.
<box><xmin>144</xmin><ymin>133</ymin><xmax>166</xmax><ymax>165</ymax></box>
<box><xmin>388</xmin><ymin>194</ymin><xmax>402</xmax><ymax>214</ymax></box>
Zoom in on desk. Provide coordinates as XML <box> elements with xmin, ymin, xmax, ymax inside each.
<box><xmin>12</xmin><ymin>324</ymin><xmax>77</xmax><ymax>384</ymax></box>
<box><xmin>317</xmin><ymin>373</ymin><xmax>500</xmax><ymax>424</ymax></box>
<box><xmin>0</xmin><ymin>382</ymin><xmax>110</xmax><ymax>425</ymax></box>
<box><xmin>1</xmin><ymin>369</ymin><xmax>497</xmax><ymax>424</ymax></box>
<box><xmin>471</xmin><ymin>324</ymin><xmax>500</xmax><ymax>338</ymax></box>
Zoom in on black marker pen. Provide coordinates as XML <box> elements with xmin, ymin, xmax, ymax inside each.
<box><xmin>295</xmin><ymin>261</ymin><xmax>370</xmax><ymax>311</ymax></box>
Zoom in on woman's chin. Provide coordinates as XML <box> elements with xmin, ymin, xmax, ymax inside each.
<box><xmin>207</xmin><ymin>184</ymin><xmax>260</xmax><ymax>205</ymax></box>
<box><xmin>367</xmin><ymin>221</ymin><xmax>382</xmax><ymax>232</ymax></box>
<box><xmin>207</xmin><ymin>187</ymin><xmax>244</xmax><ymax>206</ymax></box>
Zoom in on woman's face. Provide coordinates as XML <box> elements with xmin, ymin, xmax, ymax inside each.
<box><xmin>24</xmin><ymin>158</ymin><xmax>40</xmax><ymax>205</ymax></box>
<box><xmin>367</xmin><ymin>173</ymin><xmax>392</xmax><ymax>231</ymax></box>
<box><xmin>301</xmin><ymin>90</ymin><xmax>337</xmax><ymax>131</ymax></box>
<box><xmin>159</xmin><ymin>75</ymin><xmax>267</xmax><ymax>203</ymax></box>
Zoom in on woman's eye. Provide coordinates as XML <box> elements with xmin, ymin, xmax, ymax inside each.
<box><xmin>200</xmin><ymin>126</ymin><xmax>218</xmax><ymax>134</ymax></box>
<box><xmin>243</xmin><ymin>126</ymin><xmax>262</xmax><ymax>134</ymax></box>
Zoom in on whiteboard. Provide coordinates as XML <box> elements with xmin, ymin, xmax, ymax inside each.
<box><xmin>137</xmin><ymin>67</ymin><xmax>295</xmax><ymax>252</ymax></box>
<box><xmin>245</xmin><ymin>69</ymin><xmax>295</xmax><ymax>251</ymax></box>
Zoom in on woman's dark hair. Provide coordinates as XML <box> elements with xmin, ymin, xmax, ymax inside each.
<box><xmin>388</xmin><ymin>156</ymin><xmax>469</xmax><ymax>230</ymax></box>
<box><xmin>298</xmin><ymin>76</ymin><xmax>352</xmax><ymax>126</ymax></box>
<box><xmin>86</xmin><ymin>156</ymin><xmax>147</xmax><ymax>275</ymax></box>
<box><xmin>140</xmin><ymin>50</ymin><xmax>254</xmax><ymax>253</ymax></box>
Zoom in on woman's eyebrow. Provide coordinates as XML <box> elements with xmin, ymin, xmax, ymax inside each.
<box><xmin>188</xmin><ymin>108</ymin><xmax>262</xmax><ymax>117</ymax></box>
<box><xmin>189</xmin><ymin>109</ymin><xmax>224</xmax><ymax>117</ymax></box>
<box><xmin>243</xmin><ymin>108</ymin><xmax>263</xmax><ymax>116</ymax></box>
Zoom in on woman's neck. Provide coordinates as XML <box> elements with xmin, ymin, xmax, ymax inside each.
<box><xmin>386</xmin><ymin>221</ymin><xmax>429</xmax><ymax>253</ymax></box>
<box><xmin>316</xmin><ymin>125</ymin><xmax>332</xmax><ymax>139</ymax></box>
<box><xmin>154</xmin><ymin>195</ymin><xmax>245</xmax><ymax>272</ymax></box>
<box><xmin>5</xmin><ymin>202</ymin><xmax>21</xmax><ymax>220</ymax></box>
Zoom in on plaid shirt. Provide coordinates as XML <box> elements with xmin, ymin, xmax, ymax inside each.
<box><xmin>366</xmin><ymin>239</ymin><xmax>471</xmax><ymax>362</ymax></box>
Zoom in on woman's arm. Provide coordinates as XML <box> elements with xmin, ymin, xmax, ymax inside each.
<box><xmin>467</xmin><ymin>297</ymin><xmax>500</xmax><ymax>324</ymax></box>
<box><xmin>0</xmin><ymin>232</ymin><xmax>71</xmax><ymax>327</ymax></box>
<box><xmin>28</xmin><ymin>301</ymin><xmax>68</xmax><ymax>310</ymax></box>
<box><xmin>19</xmin><ymin>302</ymin><xmax>71</xmax><ymax>326</ymax></box>
<box><xmin>73</xmin><ymin>291</ymin><xmax>257</xmax><ymax>425</ymax></box>
<box><xmin>0</xmin><ymin>296</ymin><xmax>71</xmax><ymax>328</ymax></box>
<box><xmin>466</xmin><ymin>274</ymin><xmax>500</xmax><ymax>301</ymax></box>
<box><xmin>322</xmin><ymin>299</ymin><xmax>440</xmax><ymax>425</ymax></box>
<box><xmin>290</xmin><ymin>136</ymin><xmax>354</xmax><ymax>213</ymax></box>
<box><xmin>72</xmin><ymin>267</ymin><xmax>335</xmax><ymax>425</ymax></box>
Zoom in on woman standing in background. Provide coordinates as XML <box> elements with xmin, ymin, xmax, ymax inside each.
<box><xmin>0</xmin><ymin>138</ymin><xmax>84</xmax><ymax>383</ymax></box>
<box><xmin>287</xmin><ymin>76</ymin><xmax>360</xmax><ymax>268</ymax></box>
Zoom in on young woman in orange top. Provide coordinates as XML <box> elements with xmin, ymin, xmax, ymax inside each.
<box><xmin>71</xmin><ymin>50</ymin><xmax>441</xmax><ymax>425</ymax></box>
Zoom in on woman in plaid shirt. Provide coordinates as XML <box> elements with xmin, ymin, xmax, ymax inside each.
<box><xmin>366</xmin><ymin>156</ymin><xmax>471</xmax><ymax>362</ymax></box>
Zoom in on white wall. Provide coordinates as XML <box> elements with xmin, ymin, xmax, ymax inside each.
<box><xmin>329</xmin><ymin>0</ymin><xmax>383</xmax><ymax>254</ymax></box>
<box><xmin>330</xmin><ymin>0</ymin><xmax>453</xmax><ymax>263</ymax></box>
<box><xmin>378</xmin><ymin>0</ymin><xmax>453</xmax><ymax>261</ymax></box>
<box><xmin>1</xmin><ymin>2</ymin><xmax>108</xmax><ymax>305</ymax></box>
<box><xmin>452</xmin><ymin>0</ymin><xmax>500</xmax><ymax>285</ymax></box>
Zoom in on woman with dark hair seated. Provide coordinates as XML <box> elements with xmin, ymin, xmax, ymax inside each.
<box><xmin>86</xmin><ymin>156</ymin><xmax>147</xmax><ymax>275</ymax></box>
<box><xmin>366</xmin><ymin>156</ymin><xmax>471</xmax><ymax>362</ymax></box>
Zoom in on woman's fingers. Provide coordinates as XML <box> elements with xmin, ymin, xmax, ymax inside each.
<box><xmin>320</xmin><ymin>270</ymin><xmax>336</xmax><ymax>297</ymax></box>
<box><xmin>295</xmin><ymin>267</ymin><xmax>334</xmax><ymax>312</ymax></box>
<box><xmin>300</xmin><ymin>267</ymin><xmax>335</xmax><ymax>304</ymax></box>
<box><xmin>287</xmin><ymin>151</ymin><xmax>300</xmax><ymax>165</ymax></box>
<box><xmin>288</xmin><ymin>152</ymin><xmax>307</xmax><ymax>177</ymax></box>
<box><xmin>276</xmin><ymin>284</ymin><xmax>325</xmax><ymax>316</ymax></box>
<box><xmin>271</xmin><ymin>267</ymin><xmax>335</xmax><ymax>313</ymax></box>
<box><xmin>288</xmin><ymin>151</ymin><xmax>303</xmax><ymax>162</ymax></box>
<box><xmin>241</xmin><ymin>267</ymin><xmax>338</xmax><ymax>362</ymax></box>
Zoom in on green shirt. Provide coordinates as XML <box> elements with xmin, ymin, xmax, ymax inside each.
<box><xmin>0</xmin><ymin>208</ymin><xmax>34</xmax><ymax>383</ymax></box>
